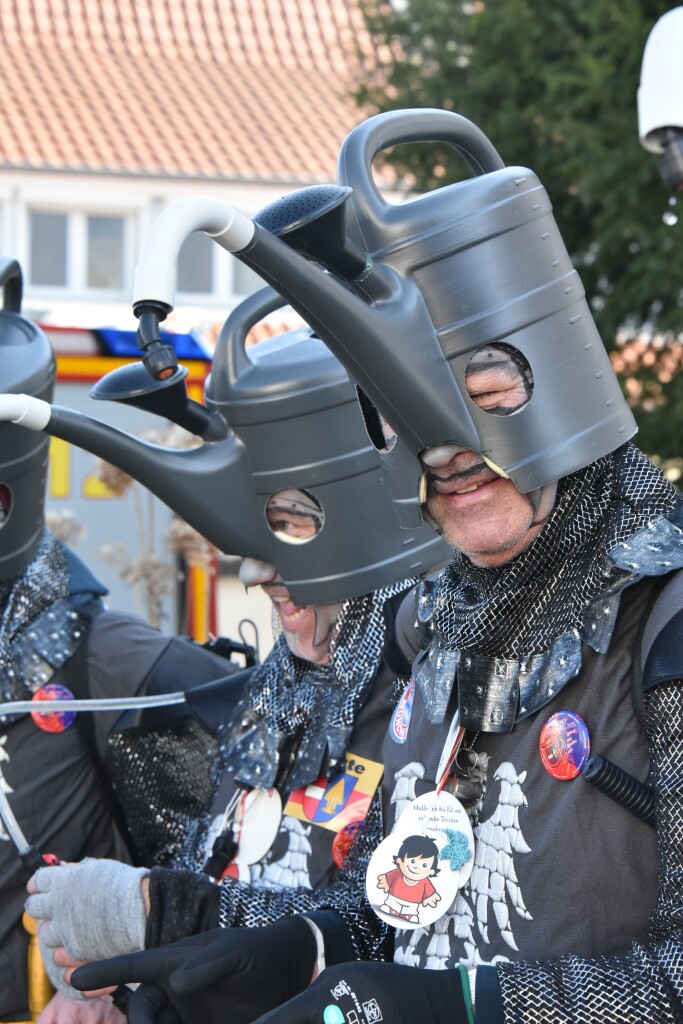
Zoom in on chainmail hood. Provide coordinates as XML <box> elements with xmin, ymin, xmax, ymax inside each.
<box><xmin>0</xmin><ymin>529</ymin><xmax>87</xmax><ymax>715</ymax></box>
<box><xmin>223</xmin><ymin>579</ymin><xmax>414</xmax><ymax>792</ymax></box>
<box><xmin>416</xmin><ymin>444</ymin><xmax>683</xmax><ymax>732</ymax></box>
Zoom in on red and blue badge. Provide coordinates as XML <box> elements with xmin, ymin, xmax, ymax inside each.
<box><xmin>30</xmin><ymin>683</ymin><xmax>76</xmax><ymax>733</ymax></box>
<box><xmin>539</xmin><ymin>710</ymin><xmax>590</xmax><ymax>780</ymax></box>
<box><xmin>390</xmin><ymin>677</ymin><xmax>415</xmax><ymax>744</ymax></box>
<box><xmin>332</xmin><ymin>820</ymin><xmax>365</xmax><ymax>869</ymax></box>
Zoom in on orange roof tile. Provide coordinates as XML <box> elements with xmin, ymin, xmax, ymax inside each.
<box><xmin>0</xmin><ymin>0</ymin><xmax>373</xmax><ymax>182</ymax></box>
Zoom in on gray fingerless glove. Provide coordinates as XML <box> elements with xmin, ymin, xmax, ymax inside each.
<box><xmin>25</xmin><ymin>858</ymin><xmax>150</xmax><ymax>998</ymax></box>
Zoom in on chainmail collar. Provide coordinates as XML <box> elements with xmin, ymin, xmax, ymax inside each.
<box><xmin>0</xmin><ymin>529</ymin><xmax>71</xmax><ymax>706</ymax></box>
<box><xmin>223</xmin><ymin>578</ymin><xmax>414</xmax><ymax>792</ymax></box>
<box><xmin>416</xmin><ymin>444</ymin><xmax>683</xmax><ymax>732</ymax></box>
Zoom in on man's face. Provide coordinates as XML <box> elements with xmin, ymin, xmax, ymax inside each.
<box><xmin>239</xmin><ymin>558</ymin><xmax>342</xmax><ymax>665</ymax></box>
<box><xmin>421</xmin><ymin>345</ymin><xmax>557</xmax><ymax>567</ymax></box>
<box><xmin>239</xmin><ymin>488</ymin><xmax>340</xmax><ymax>664</ymax></box>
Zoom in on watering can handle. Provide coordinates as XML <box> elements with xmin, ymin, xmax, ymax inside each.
<box><xmin>223</xmin><ymin>286</ymin><xmax>289</xmax><ymax>385</ymax></box>
<box><xmin>338</xmin><ymin>108</ymin><xmax>505</xmax><ymax>224</ymax></box>
<box><xmin>0</xmin><ymin>257</ymin><xmax>23</xmax><ymax>313</ymax></box>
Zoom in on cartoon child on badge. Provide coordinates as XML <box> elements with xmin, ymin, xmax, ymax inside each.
<box><xmin>376</xmin><ymin>834</ymin><xmax>442</xmax><ymax>924</ymax></box>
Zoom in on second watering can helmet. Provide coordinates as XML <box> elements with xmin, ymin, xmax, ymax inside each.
<box><xmin>0</xmin><ymin>258</ymin><xmax>55</xmax><ymax>580</ymax></box>
<box><xmin>0</xmin><ymin>285</ymin><xmax>449</xmax><ymax>606</ymax></box>
<box><xmin>246</xmin><ymin>109</ymin><xmax>636</xmax><ymax>494</ymax></box>
<box><xmin>203</xmin><ymin>287</ymin><xmax>450</xmax><ymax>601</ymax></box>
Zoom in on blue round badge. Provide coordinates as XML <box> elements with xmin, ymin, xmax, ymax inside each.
<box><xmin>539</xmin><ymin>710</ymin><xmax>590</xmax><ymax>780</ymax></box>
<box><xmin>323</xmin><ymin>1006</ymin><xmax>345</xmax><ymax>1024</ymax></box>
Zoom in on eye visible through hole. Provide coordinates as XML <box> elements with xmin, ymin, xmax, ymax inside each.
<box><xmin>0</xmin><ymin>485</ymin><xmax>12</xmax><ymax>528</ymax></box>
<box><xmin>265</xmin><ymin>488</ymin><xmax>324</xmax><ymax>545</ymax></box>
<box><xmin>464</xmin><ymin>344</ymin><xmax>534</xmax><ymax>416</ymax></box>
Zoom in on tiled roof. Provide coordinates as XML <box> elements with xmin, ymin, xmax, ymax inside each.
<box><xmin>0</xmin><ymin>0</ymin><xmax>372</xmax><ymax>182</ymax></box>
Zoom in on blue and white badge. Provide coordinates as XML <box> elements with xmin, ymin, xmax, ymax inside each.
<box><xmin>390</xmin><ymin>677</ymin><xmax>415</xmax><ymax>744</ymax></box>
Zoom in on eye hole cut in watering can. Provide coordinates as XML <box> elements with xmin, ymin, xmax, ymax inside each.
<box><xmin>0</xmin><ymin>282</ymin><xmax>450</xmax><ymax>607</ymax></box>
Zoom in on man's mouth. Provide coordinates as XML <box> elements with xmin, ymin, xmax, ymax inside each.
<box><xmin>430</xmin><ymin>463</ymin><xmax>499</xmax><ymax>496</ymax></box>
<box><xmin>271</xmin><ymin>595</ymin><xmax>308</xmax><ymax>624</ymax></box>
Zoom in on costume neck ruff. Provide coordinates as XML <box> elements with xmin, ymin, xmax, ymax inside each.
<box><xmin>223</xmin><ymin>578</ymin><xmax>412</xmax><ymax>791</ymax></box>
<box><xmin>417</xmin><ymin>444</ymin><xmax>683</xmax><ymax>732</ymax></box>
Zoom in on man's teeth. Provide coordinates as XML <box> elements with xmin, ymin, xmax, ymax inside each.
<box><xmin>455</xmin><ymin>483</ymin><xmax>479</xmax><ymax>494</ymax></box>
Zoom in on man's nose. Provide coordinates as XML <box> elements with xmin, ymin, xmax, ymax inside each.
<box><xmin>420</xmin><ymin>443</ymin><xmax>469</xmax><ymax>468</ymax></box>
<box><xmin>239</xmin><ymin>557</ymin><xmax>278</xmax><ymax>588</ymax></box>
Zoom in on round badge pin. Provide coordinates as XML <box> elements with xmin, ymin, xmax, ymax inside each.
<box><xmin>220</xmin><ymin>860</ymin><xmax>252</xmax><ymax>883</ymax></box>
<box><xmin>365</xmin><ymin>790</ymin><xmax>474</xmax><ymax>930</ymax></box>
<box><xmin>30</xmin><ymin>683</ymin><xmax>76</xmax><ymax>733</ymax></box>
<box><xmin>233</xmin><ymin>788</ymin><xmax>283</xmax><ymax>866</ymax></box>
<box><xmin>332</xmin><ymin>819</ymin><xmax>365</xmax><ymax>870</ymax></box>
<box><xmin>539</xmin><ymin>710</ymin><xmax>590</xmax><ymax>780</ymax></box>
<box><xmin>390</xmin><ymin>678</ymin><xmax>415</xmax><ymax>744</ymax></box>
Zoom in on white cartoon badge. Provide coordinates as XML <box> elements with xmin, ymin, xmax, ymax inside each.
<box><xmin>365</xmin><ymin>790</ymin><xmax>475</xmax><ymax>929</ymax></box>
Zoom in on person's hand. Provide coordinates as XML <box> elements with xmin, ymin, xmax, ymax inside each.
<box><xmin>25</xmin><ymin>858</ymin><xmax>150</xmax><ymax>996</ymax></box>
<box><xmin>36</xmin><ymin>991</ymin><xmax>125</xmax><ymax>1024</ymax></box>
<box><xmin>71</xmin><ymin>919</ymin><xmax>317</xmax><ymax>1024</ymax></box>
<box><xmin>376</xmin><ymin>874</ymin><xmax>389</xmax><ymax>893</ymax></box>
<box><xmin>253</xmin><ymin>961</ymin><xmax>474</xmax><ymax>1024</ymax></box>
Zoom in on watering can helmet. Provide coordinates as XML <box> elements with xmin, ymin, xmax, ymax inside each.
<box><xmin>0</xmin><ymin>258</ymin><xmax>55</xmax><ymax>580</ymax></box>
<box><xmin>238</xmin><ymin>109</ymin><xmax>637</xmax><ymax>495</ymax></box>
<box><xmin>0</xmin><ymin>286</ymin><xmax>449</xmax><ymax>606</ymax></box>
<box><xmin>201</xmin><ymin>286</ymin><xmax>450</xmax><ymax>598</ymax></box>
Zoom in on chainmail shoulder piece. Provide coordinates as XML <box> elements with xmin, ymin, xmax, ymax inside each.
<box><xmin>420</xmin><ymin>445</ymin><xmax>683</xmax><ymax>731</ymax></box>
<box><xmin>218</xmin><ymin>792</ymin><xmax>391</xmax><ymax>962</ymax></box>
<box><xmin>0</xmin><ymin>529</ymin><xmax>90</xmax><ymax>720</ymax></box>
<box><xmin>496</xmin><ymin>681</ymin><xmax>683</xmax><ymax>1023</ymax></box>
<box><xmin>222</xmin><ymin>579</ymin><xmax>415</xmax><ymax>792</ymax></box>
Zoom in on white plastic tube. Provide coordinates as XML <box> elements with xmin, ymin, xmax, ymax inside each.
<box><xmin>0</xmin><ymin>393</ymin><xmax>52</xmax><ymax>430</ymax></box>
<box><xmin>133</xmin><ymin>196</ymin><xmax>255</xmax><ymax>310</ymax></box>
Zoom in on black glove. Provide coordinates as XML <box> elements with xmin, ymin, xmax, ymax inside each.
<box><xmin>71</xmin><ymin>918</ymin><xmax>317</xmax><ymax>1024</ymax></box>
<box><xmin>253</xmin><ymin>961</ymin><xmax>474</xmax><ymax>1024</ymax></box>
<box><xmin>253</xmin><ymin>958</ymin><xmax>473</xmax><ymax>1024</ymax></box>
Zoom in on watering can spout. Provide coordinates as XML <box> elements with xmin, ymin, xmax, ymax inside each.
<box><xmin>0</xmin><ymin>393</ymin><xmax>264</xmax><ymax>558</ymax></box>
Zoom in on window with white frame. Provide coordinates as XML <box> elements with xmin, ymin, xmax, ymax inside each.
<box><xmin>28</xmin><ymin>209</ymin><xmax>128</xmax><ymax>294</ymax></box>
<box><xmin>29</xmin><ymin>211</ymin><xmax>68</xmax><ymax>287</ymax></box>
<box><xmin>87</xmin><ymin>216</ymin><xmax>124</xmax><ymax>289</ymax></box>
<box><xmin>177</xmin><ymin>231</ymin><xmax>214</xmax><ymax>294</ymax></box>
